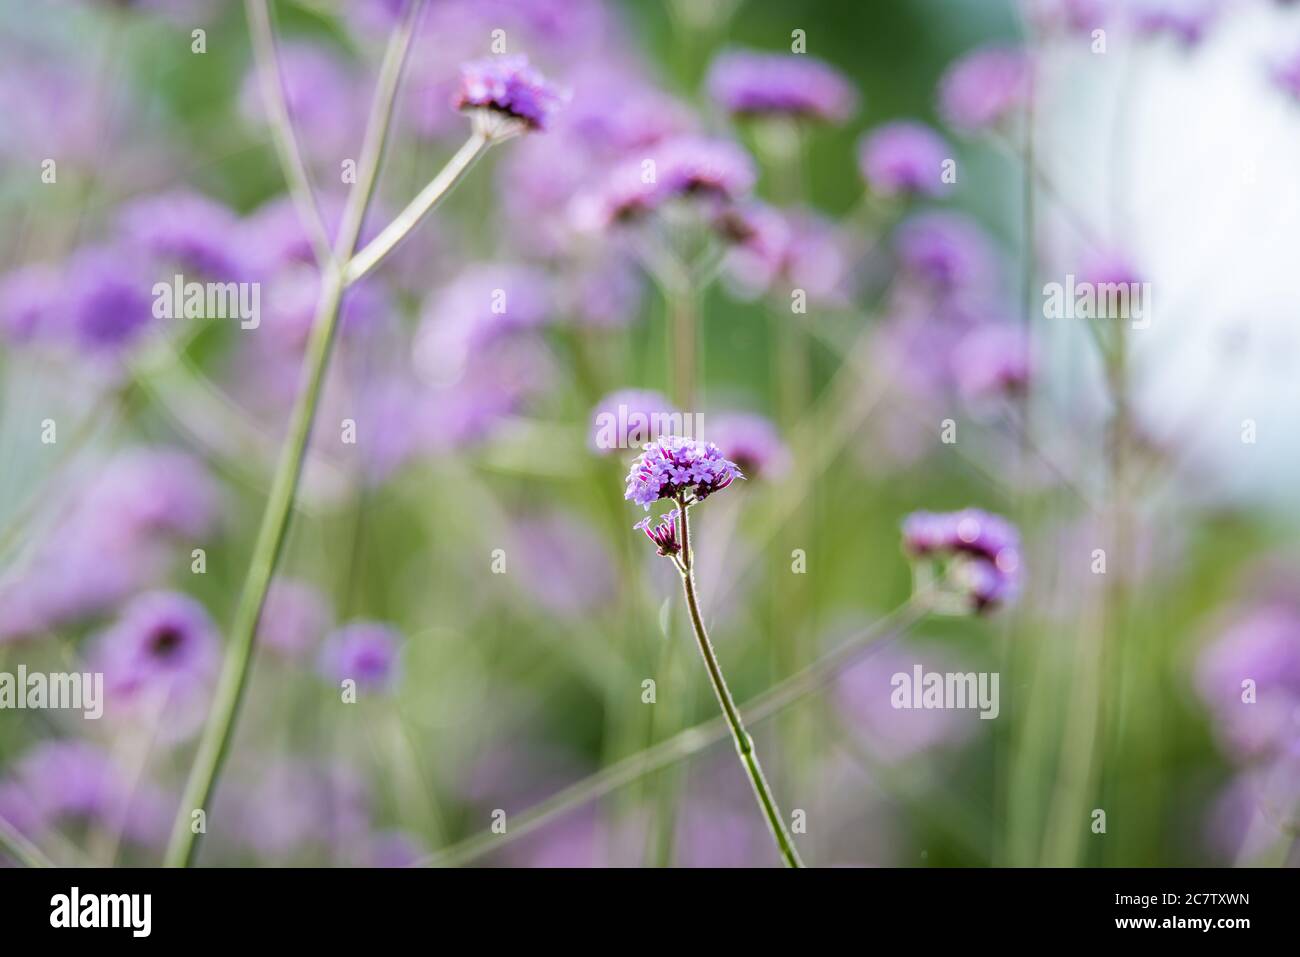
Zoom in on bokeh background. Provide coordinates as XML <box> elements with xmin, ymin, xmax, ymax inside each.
<box><xmin>1</xmin><ymin>0</ymin><xmax>1298</xmax><ymax>867</ymax></box>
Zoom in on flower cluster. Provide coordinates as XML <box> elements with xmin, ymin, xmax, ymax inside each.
<box><xmin>454</xmin><ymin>55</ymin><xmax>566</xmax><ymax>133</ymax></box>
<box><xmin>706</xmin><ymin>50</ymin><xmax>857</xmax><ymax>124</ymax></box>
<box><xmin>634</xmin><ymin>508</ymin><xmax>682</xmax><ymax>557</ymax></box>
<box><xmin>938</xmin><ymin>45</ymin><xmax>1032</xmax><ymax>133</ymax></box>
<box><xmin>624</xmin><ymin>436</ymin><xmax>744</xmax><ymax>509</ymax></box>
<box><xmin>858</xmin><ymin>121</ymin><xmax>953</xmax><ymax>199</ymax></box>
<box><xmin>902</xmin><ymin>509</ymin><xmax>1022</xmax><ymax>612</ymax></box>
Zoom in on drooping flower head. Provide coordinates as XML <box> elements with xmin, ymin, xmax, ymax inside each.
<box><xmin>938</xmin><ymin>45</ymin><xmax>1032</xmax><ymax>133</ymax></box>
<box><xmin>706</xmin><ymin>50</ymin><xmax>858</xmax><ymax>124</ymax></box>
<box><xmin>624</xmin><ymin>436</ymin><xmax>744</xmax><ymax>509</ymax></box>
<box><xmin>634</xmin><ymin>508</ymin><xmax>683</xmax><ymax>557</ymax></box>
<box><xmin>901</xmin><ymin>509</ymin><xmax>1022</xmax><ymax>612</ymax></box>
<box><xmin>858</xmin><ymin>121</ymin><xmax>953</xmax><ymax>199</ymax></box>
<box><xmin>454</xmin><ymin>54</ymin><xmax>566</xmax><ymax>137</ymax></box>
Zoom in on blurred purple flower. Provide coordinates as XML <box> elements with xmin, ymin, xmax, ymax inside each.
<box><xmin>454</xmin><ymin>55</ymin><xmax>567</xmax><ymax>133</ymax></box>
<box><xmin>117</xmin><ymin>190</ymin><xmax>245</xmax><ymax>279</ymax></box>
<box><xmin>938</xmin><ymin>45</ymin><xmax>1032</xmax><ymax>133</ymax></box>
<box><xmin>1132</xmin><ymin>0</ymin><xmax>1219</xmax><ymax>48</ymax></box>
<box><xmin>85</xmin><ymin>448</ymin><xmax>221</xmax><ymax>541</ymax></box>
<box><xmin>90</xmin><ymin>591</ymin><xmax>221</xmax><ymax>705</ymax></box>
<box><xmin>0</xmin><ymin>264</ymin><xmax>61</xmax><ymax>344</ymax></box>
<box><xmin>588</xmin><ymin>388</ymin><xmax>678</xmax><ymax>454</ymax></box>
<box><xmin>259</xmin><ymin>578</ymin><xmax>331</xmax><ymax>660</ymax></box>
<box><xmin>67</xmin><ymin>245</ymin><xmax>155</xmax><ymax>351</ymax></box>
<box><xmin>625</xmin><ymin>436</ymin><xmax>744</xmax><ymax>509</ymax></box>
<box><xmin>319</xmin><ymin>621</ymin><xmax>402</xmax><ymax>692</ymax></box>
<box><xmin>724</xmin><ymin>204</ymin><xmax>853</xmax><ymax>305</ymax></box>
<box><xmin>708</xmin><ymin>412</ymin><xmax>791</xmax><ymax>481</ymax></box>
<box><xmin>895</xmin><ymin>212</ymin><xmax>999</xmax><ymax>294</ymax></box>
<box><xmin>951</xmin><ymin>323</ymin><xmax>1033</xmax><ymax>401</ymax></box>
<box><xmin>512</xmin><ymin>512</ymin><xmax>619</xmax><ymax>615</ymax></box>
<box><xmin>858</xmin><ymin>121</ymin><xmax>953</xmax><ymax>198</ymax></box>
<box><xmin>1195</xmin><ymin>602</ymin><xmax>1300</xmax><ymax>760</ymax></box>
<box><xmin>902</xmin><ymin>508</ymin><xmax>1022</xmax><ymax>612</ymax></box>
<box><xmin>706</xmin><ymin>50</ymin><xmax>857</xmax><ymax>123</ymax></box>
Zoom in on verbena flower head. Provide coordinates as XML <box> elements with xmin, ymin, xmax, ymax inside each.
<box><xmin>454</xmin><ymin>54</ymin><xmax>566</xmax><ymax>137</ymax></box>
<box><xmin>895</xmin><ymin>211</ymin><xmax>998</xmax><ymax>294</ymax></box>
<box><xmin>319</xmin><ymin>621</ymin><xmax>402</xmax><ymax>692</ymax></box>
<box><xmin>902</xmin><ymin>509</ymin><xmax>1022</xmax><ymax>612</ymax></box>
<box><xmin>91</xmin><ymin>591</ymin><xmax>221</xmax><ymax>701</ymax></box>
<box><xmin>635</xmin><ymin>508</ymin><xmax>683</xmax><ymax>557</ymax></box>
<box><xmin>706</xmin><ymin>50</ymin><xmax>857</xmax><ymax>124</ymax></box>
<box><xmin>625</xmin><ymin>436</ymin><xmax>744</xmax><ymax>509</ymax></box>
<box><xmin>952</xmin><ymin>323</ymin><xmax>1033</xmax><ymax>401</ymax></box>
<box><xmin>67</xmin><ymin>245</ymin><xmax>155</xmax><ymax>351</ymax></box>
<box><xmin>858</xmin><ymin>121</ymin><xmax>953</xmax><ymax>199</ymax></box>
<box><xmin>709</xmin><ymin>412</ymin><xmax>791</xmax><ymax>481</ymax></box>
<box><xmin>938</xmin><ymin>45</ymin><xmax>1032</xmax><ymax>133</ymax></box>
<box><xmin>117</xmin><ymin>189</ymin><xmax>245</xmax><ymax>279</ymax></box>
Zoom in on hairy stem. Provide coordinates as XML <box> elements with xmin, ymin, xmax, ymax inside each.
<box><xmin>675</xmin><ymin>499</ymin><xmax>803</xmax><ymax>867</ymax></box>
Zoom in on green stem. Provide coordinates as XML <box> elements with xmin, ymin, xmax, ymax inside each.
<box><xmin>0</xmin><ymin>814</ymin><xmax>54</xmax><ymax>869</ymax></box>
<box><xmin>163</xmin><ymin>0</ymin><xmax>427</xmax><ymax>867</ymax></box>
<box><xmin>677</xmin><ymin>498</ymin><xmax>804</xmax><ymax>868</ymax></box>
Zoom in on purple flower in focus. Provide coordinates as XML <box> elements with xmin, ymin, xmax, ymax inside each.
<box><xmin>588</xmin><ymin>389</ymin><xmax>678</xmax><ymax>454</ymax></box>
<box><xmin>635</xmin><ymin>508</ymin><xmax>683</xmax><ymax>557</ymax></box>
<box><xmin>259</xmin><ymin>578</ymin><xmax>331</xmax><ymax>660</ymax></box>
<box><xmin>454</xmin><ymin>55</ymin><xmax>566</xmax><ymax>134</ymax></box>
<box><xmin>938</xmin><ymin>45</ymin><xmax>1032</xmax><ymax>133</ymax></box>
<box><xmin>901</xmin><ymin>509</ymin><xmax>1022</xmax><ymax>612</ymax></box>
<box><xmin>895</xmin><ymin>212</ymin><xmax>999</xmax><ymax>293</ymax></box>
<box><xmin>858</xmin><ymin>121</ymin><xmax>953</xmax><ymax>199</ymax></box>
<box><xmin>951</xmin><ymin>323</ymin><xmax>1033</xmax><ymax>401</ymax></box>
<box><xmin>706</xmin><ymin>50</ymin><xmax>857</xmax><ymax>124</ymax></box>
<box><xmin>319</xmin><ymin>621</ymin><xmax>402</xmax><ymax>692</ymax></box>
<box><xmin>708</xmin><ymin>412</ymin><xmax>791</xmax><ymax>481</ymax></box>
<box><xmin>117</xmin><ymin>190</ymin><xmax>245</xmax><ymax>279</ymax></box>
<box><xmin>625</xmin><ymin>436</ymin><xmax>744</xmax><ymax>509</ymax></box>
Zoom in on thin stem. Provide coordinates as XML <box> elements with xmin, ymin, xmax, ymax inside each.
<box><xmin>676</xmin><ymin>500</ymin><xmax>804</xmax><ymax>867</ymax></box>
<box><xmin>164</xmin><ymin>3</ymin><xmax>425</xmax><ymax>867</ymax></box>
<box><xmin>418</xmin><ymin>595</ymin><xmax>930</xmax><ymax>867</ymax></box>
<box><xmin>344</xmin><ymin>132</ymin><xmax>491</xmax><ymax>285</ymax></box>
<box><xmin>0</xmin><ymin>814</ymin><xmax>54</xmax><ymax>869</ymax></box>
<box><xmin>244</xmin><ymin>0</ymin><xmax>334</xmax><ymax>269</ymax></box>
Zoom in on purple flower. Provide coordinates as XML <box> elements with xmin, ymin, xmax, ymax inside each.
<box><xmin>625</xmin><ymin>436</ymin><xmax>744</xmax><ymax>510</ymax></box>
<box><xmin>0</xmin><ymin>264</ymin><xmax>61</xmax><ymax>343</ymax></box>
<box><xmin>901</xmin><ymin>509</ymin><xmax>1022</xmax><ymax>612</ymax></box>
<box><xmin>574</xmin><ymin>136</ymin><xmax>756</xmax><ymax>231</ymax></box>
<box><xmin>1272</xmin><ymin>45</ymin><xmax>1300</xmax><ymax>102</ymax></box>
<box><xmin>1132</xmin><ymin>0</ymin><xmax>1219</xmax><ymax>48</ymax></box>
<box><xmin>858</xmin><ymin>121</ymin><xmax>953</xmax><ymax>199</ymax></box>
<box><xmin>84</xmin><ymin>447</ymin><xmax>221</xmax><ymax>541</ymax></box>
<box><xmin>706</xmin><ymin>50</ymin><xmax>857</xmax><ymax>123</ymax></box>
<box><xmin>588</xmin><ymin>389</ymin><xmax>679</xmax><ymax>454</ymax></box>
<box><xmin>938</xmin><ymin>45</ymin><xmax>1032</xmax><ymax>133</ymax></box>
<box><xmin>634</xmin><ymin>508</ymin><xmax>683</xmax><ymax>557</ymax></box>
<box><xmin>319</xmin><ymin>621</ymin><xmax>402</xmax><ymax>692</ymax></box>
<box><xmin>1195</xmin><ymin>603</ymin><xmax>1300</xmax><ymax>760</ymax></box>
<box><xmin>723</xmin><ymin>204</ymin><xmax>853</xmax><ymax>305</ymax></box>
<box><xmin>117</xmin><ymin>190</ymin><xmax>245</xmax><ymax>279</ymax></box>
<box><xmin>454</xmin><ymin>55</ymin><xmax>566</xmax><ymax>133</ymax></box>
<box><xmin>90</xmin><ymin>591</ymin><xmax>221</xmax><ymax>703</ymax></box>
<box><xmin>0</xmin><ymin>740</ymin><xmax>169</xmax><ymax>849</ymax></box>
<box><xmin>67</xmin><ymin>245</ymin><xmax>155</xmax><ymax>351</ymax></box>
<box><xmin>259</xmin><ymin>578</ymin><xmax>331</xmax><ymax>659</ymax></box>
<box><xmin>951</xmin><ymin>323</ymin><xmax>1033</xmax><ymax>401</ymax></box>
<box><xmin>512</xmin><ymin>512</ymin><xmax>619</xmax><ymax>615</ymax></box>
<box><xmin>895</xmin><ymin>212</ymin><xmax>999</xmax><ymax>293</ymax></box>
<box><xmin>708</xmin><ymin>412</ymin><xmax>791</xmax><ymax>481</ymax></box>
